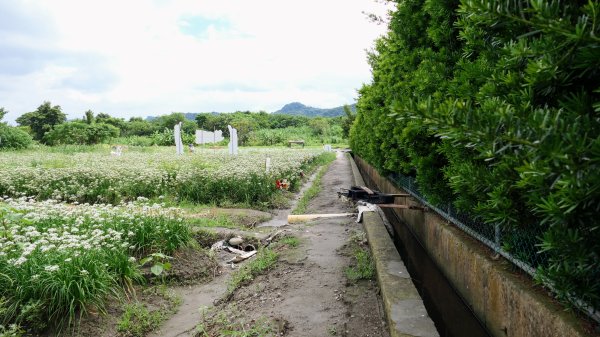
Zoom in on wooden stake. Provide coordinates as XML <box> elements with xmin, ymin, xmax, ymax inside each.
<box><xmin>287</xmin><ymin>213</ymin><xmax>355</xmax><ymax>223</ymax></box>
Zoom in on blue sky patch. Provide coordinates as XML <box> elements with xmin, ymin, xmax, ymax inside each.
<box><xmin>179</xmin><ymin>16</ymin><xmax>231</xmax><ymax>38</ymax></box>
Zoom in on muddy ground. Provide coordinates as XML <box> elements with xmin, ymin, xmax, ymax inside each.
<box><xmin>63</xmin><ymin>152</ymin><xmax>388</xmax><ymax>337</ymax></box>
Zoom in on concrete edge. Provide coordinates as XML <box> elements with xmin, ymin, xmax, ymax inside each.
<box><xmin>347</xmin><ymin>154</ymin><xmax>439</xmax><ymax>337</ymax></box>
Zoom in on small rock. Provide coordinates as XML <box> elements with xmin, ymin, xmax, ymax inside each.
<box><xmin>229</xmin><ymin>236</ymin><xmax>244</xmax><ymax>246</ymax></box>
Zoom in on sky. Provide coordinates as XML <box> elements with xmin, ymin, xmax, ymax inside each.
<box><xmin>0</xmin><ymin>0</ymin><xmax>391</xmax><ymax>123</ymax></box>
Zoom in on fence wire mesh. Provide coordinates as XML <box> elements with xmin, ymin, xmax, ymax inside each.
<box><xmin>387</xmin><ymin>172</ymin><xmax>600</xmax><ymax>323</ymax></box>
<box><xmin>388</xmin><ymin>173</ymin><xmax>544</xmax><ymax>275</ymax></box>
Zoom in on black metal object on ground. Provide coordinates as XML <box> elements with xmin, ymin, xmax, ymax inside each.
<box><xmin>339</xmin><ymin>186</ymin><xmax>426</xmax><ymax>211</ymax></box>
<box><xmin>339</xmin><ymin>186</ymin><xmax>403</xmax><ymax>204</ymax></box>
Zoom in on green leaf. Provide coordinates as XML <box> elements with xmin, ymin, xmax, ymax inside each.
<box><xmin>150</xmin><ymin>264</ymin><xmax>164</xmax><ymax>276</ymax></box>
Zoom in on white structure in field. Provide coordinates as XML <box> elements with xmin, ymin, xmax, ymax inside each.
<box><xmin>227</xmin><ymin>125</ymin><xmax>238</xmax><ymax>155</ymax></box>
<box><xmin>174</xmin><ymin>122</ymin><xmax>184</xmax><ymax>155</ymax></box>
<box><xmin>323</xmin><ymin>144</ymin><xmax>332</xmax><ymax>152</ymax></box>
<box><xmin>111</xmin><ymin>145</ymin><xmax>123</xmax><ymax>156</ymax></box>
<box><xmin>195</xmin><ymin>129</ymin><xmax>224</xmax><ymax>144</ymax></box>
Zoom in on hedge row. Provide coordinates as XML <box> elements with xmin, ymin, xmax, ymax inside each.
<box><xmin>351</xmin><ymin>0</ymin><xmax>599</xmax><ymax>312</ymax></box>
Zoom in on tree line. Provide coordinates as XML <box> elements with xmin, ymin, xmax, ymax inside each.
<box><xmin>0</xmin><ymin>103</ymin><xmax>355</xmax><ymax>148</ymax></box>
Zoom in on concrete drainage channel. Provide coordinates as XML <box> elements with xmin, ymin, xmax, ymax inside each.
<box><xmin>349</xmin><ymin>155</ymin><xmax>491</xmax><ymax>337</ymax></box>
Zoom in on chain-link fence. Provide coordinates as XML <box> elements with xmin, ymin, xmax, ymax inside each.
<box><xmin>387</xmin><ymin>172</ymin><xmax>600</xmax><ymax>324</ymax></box>
<box><xmin>388</xmin><ymin>173</ymin><xmax>544</xmax><ymax>276</ymax></box>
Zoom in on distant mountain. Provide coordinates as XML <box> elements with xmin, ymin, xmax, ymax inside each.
<box><xmin>145</xmin><ymin>103</ymin><xmax>356</xmax><ymax>121</ymax></box>
<box><xmin>273</xmin><ymin>102</ymin><xmax>356</xmax><ymax>117</ymax></box>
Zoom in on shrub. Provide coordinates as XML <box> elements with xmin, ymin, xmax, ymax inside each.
<box><xmin>0</xmin><ymin>124</ymin><xmax>33</xmax><ymax>150</ymax></box>
<box><xmin>43</xmin><ymin>122</ymin><xmax>119</xmax><ymax>145</ymax></box>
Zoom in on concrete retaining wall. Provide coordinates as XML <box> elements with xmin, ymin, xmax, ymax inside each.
<box><xmin>354</xmin><ymin>155</ymin><xmax>592</xmax><ymax>337</ymax></box>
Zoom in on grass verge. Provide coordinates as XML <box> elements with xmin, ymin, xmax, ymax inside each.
<box><xmin>195</xmin><ymin>307</ymin><xmax>275</xmax><ymax>337</ymax></box>
<box><xmin>116</xmin><ymin>286</ymin><xmax>181</xmax><ymax>337</ymax></box>
<box><xmin>225</xmin><ymin>249</ymin><xmax>279</xmax><ymax>299</ymax></box>
<box><xmin>345</xmin><ymin>232</ymin><xmax>375</xmax><ymax>282</ymax></box>
<box><xmin>292</xmin><ymin>153</ymin><xmax>336</xmax><ymax>215</ymax></box>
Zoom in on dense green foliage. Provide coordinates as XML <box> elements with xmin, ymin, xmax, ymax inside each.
<box><xmin>43</xmin><ymin>122</ymin><xmax>120</xmax><ymax>145</ymax></box>
<box><xmin>351</xmin><ymin>0</ymin><xmax>600</xmax><ymax>311</ymax></box>
<box><xmin>196</xmin><ymin>111</ymin><xmax>347</xmax><ymax>145</ymax></box>
<box><xmin>16</xmin><ymin>102</ymin><xmax>67</xmax><ymax>142</ymax></box>
<box><xmin>12</xmin><ymin>104</ymin><xmax>351</xmax><ymax>147</ymax></box>
<box><xmin>0</xmin><ymin>108</ymin><xmax>33</xmax><ymax>150</ymax></box>
<box><xmin>0</xmin><ymin>124</ymin><xmax>33</xmax><ymax>150</ymax></box>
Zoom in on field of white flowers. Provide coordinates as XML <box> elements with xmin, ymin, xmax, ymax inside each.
<box><xmin>0</xmin><ymin>146</ymin><xmax>329</xmax><ymax>333</ymax></box>
<box><xmin>0</xmin><ymin>197</ymin><xmax>191</xmax><ymax>332</ymax></box>
<box><xmin>0</xmin><ymin>147</ymin><xmax>323</xmax><ymax>205</ymax></box>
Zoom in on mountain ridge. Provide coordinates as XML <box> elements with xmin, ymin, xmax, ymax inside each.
<box><xmin>273</xmin><ymin>102</ymin><xmax>356</xmax><ymax>117</ymax></box>
<box><xmin>145</xmin><ymin>102</ymin><xmax>356</xmax><ymax>120</ymax></box>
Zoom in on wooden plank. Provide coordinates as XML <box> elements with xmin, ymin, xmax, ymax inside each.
<box><xmin>287</xmin><ymin>213</ymin><xmax>355</xmax><ymax>223</ymax></box>
<box><xmin>359</xmin><ymin>186</ymin><xmax>375</xmax><ymax>195</ymax></box>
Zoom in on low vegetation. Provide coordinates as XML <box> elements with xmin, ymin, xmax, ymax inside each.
<box><xmin>117</xmin><ymin>286</ymin><xmax>181</xmax><ymax>337</ymax></box>
<box><xmin>344</xmin><ymin>232</ymin><xmax>375</xmax><ymax>282</ymax></box>
<box><xmin>195</xmin><ymin>307</ymin><xmax>275</xmax><ymax>337</ymax></box>
<box><xmin>226</xmin><ymin>249</ymin><xmax>279</xmax><ymax>297</ymax></box>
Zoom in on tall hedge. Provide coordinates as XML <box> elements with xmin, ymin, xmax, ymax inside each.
<box><xmin>351</xmin><ymin>0</ymin><xmax>600</xmax><ymax>312</ymax></box>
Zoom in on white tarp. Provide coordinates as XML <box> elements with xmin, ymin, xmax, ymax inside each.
<box><xmin>227</xmin><ymin>125</ymin><xmax>238</xmax><ymax>155</ymax></box>
<box><xmin>195</xmin><ymin>129</ymin><xmax>224</xmax><ymax>144</ymax></box>
<box><xmin>174</xmin><ymin>122</ymin><xmax>184</xmax><ymax>155</ymax></box>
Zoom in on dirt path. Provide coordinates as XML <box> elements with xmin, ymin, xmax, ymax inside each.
<box><xmin>153</xmin><ymin>151</ymin><xmax>388</xmax><ymax>337</ymax></box>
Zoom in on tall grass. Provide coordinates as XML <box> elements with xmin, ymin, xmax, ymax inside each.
<box><xmin>292</xmin><ymin>152</ymin><xmax>336</xmax><ymax>214</ymax></box>
<box><xmin>0</xmin><ymin>200</ymin><xmax>191</xmax><ymax>332</ymax></box>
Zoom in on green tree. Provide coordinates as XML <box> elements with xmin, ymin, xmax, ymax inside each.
<box><xmin>84</xmin><ymin>110</ymin><xmax>95</xmax><ymax>124</ymax></box>
<box><xmin>341</xmin><ymin>105</ymin><xmax>355</xmax><ymax>139</ymax></box>
<box><xmin>43</xmin><ymin>122</ymin><xmax>119</xmax><ymax>145</ymax></box>
<box><xmin>95</xmin><ymin>113</ymin><xmax>126</xmax><ymax>134</ymax></box>
<box><xmin>0</xmin><ymin>107</ymin><xmax>7</xmax><ymax>122</ymax></box>
<box><xmin>16</xmin><ymin>102</ymin><xmax>67</xmax><ymax>141</ymax></box>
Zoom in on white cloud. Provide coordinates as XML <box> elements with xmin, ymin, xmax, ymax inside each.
<box><xmin>0</xmin><ymin>0</ymin><xmax>391</xmax><ymax>123</ymax></box>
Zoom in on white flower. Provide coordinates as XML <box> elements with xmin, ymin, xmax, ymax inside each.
<box><xmin>14</xmin><ymin>256</ymin><xmax>27</xmax><ymax>266</ymax></box>
<box><xmin>44</xmin><ymin>265</ymin><xmax>59</xmax><ymax>272</ymax></box>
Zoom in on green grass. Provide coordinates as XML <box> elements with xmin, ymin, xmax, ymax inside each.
<box><xmin>344</xmin><ymin>231</ymin><xmax>375</xmax><ymax>281</ymax></box>
<box><xmin>227</xmin><ymin>249</ymin><xmax>279</xmax><ymax>296</ymax></box>
<box><xmin>187</xmin><ymin>214</ymin><xmax>239</xmax><ymax>229</ymax></box>
<box><xmin>195</xmin><ymin>307</ymin><xmax>274</xmax><ymax>337</ymax></box>
<box><xmin>345</xmin><ymin>248</ymin><xmax>375</xmax><ymax>281</ymax></box>
<box><xmin>279</xmin><ymin>236</ymin><xmax>300</xmax><ymax>248</ymax></box>
<box><xmin>292</xmin><ymin>153</ymin><xmax>336</xmax><ymax>215</ymax></box>
<box><xmin>117</xmin><ymin>303</ymin><xmax>164</xmax><ymax>337</ymax></box>
<box><xmin>117</xmin><ymin>286</ymin><xmax>181</xmax><ymax>337</ymax></box>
